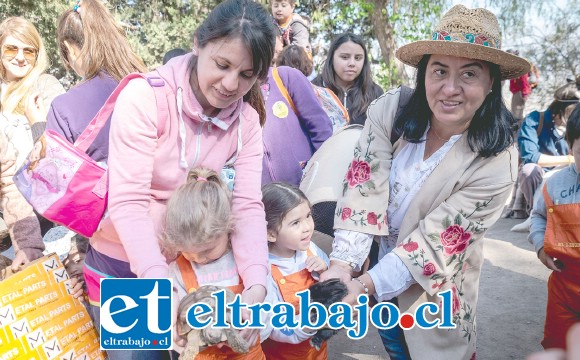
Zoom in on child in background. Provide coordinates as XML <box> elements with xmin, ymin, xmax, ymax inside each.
<box><xmin>529</xmin><ymin>103</ymin><xmax>580</xmax><ymax>350</ymax></box>
<box><xmin>270</xmin><ymin>0</ymin><xmax>312</xmax><ymax>56</ymax></box>
<box><xmin>277</xmin><ymin>45</ymin><xmax>349</xmax><ymax>132</ymax></box>
<box><xmin>165</xmin><ymin>168</ymin><xmax>266</xmax><ymax>359</ymax></box>
<box><xmin>261</xmin><ymin>183</ymin><xmax>330</xmax><ymax>360</ymax></box>
<box><xmin>276</xmin><ymin>44</ymin><xmax>313</xmax><ymax>77</ymax></box>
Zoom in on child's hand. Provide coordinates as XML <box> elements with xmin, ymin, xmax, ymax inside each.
<box><xmin>240</xmin><ymin>285</ymin><xmax>266</xmax><ymax>346</ymax></box>
<box><xmin>305</xmin><ymin>256</ymin><xmax>328</xmax><ymax>273</ymax></box>
<box><xmin>538</xmin><ymin>248</ymin><xmax>561</xmax><ymax>272</ymax></box>
<box><xmin>69</xmin><ymin>276</ymin><xmax>85</xmax><ymax>301</ymax></box>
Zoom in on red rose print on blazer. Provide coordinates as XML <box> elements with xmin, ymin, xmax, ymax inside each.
<box><xmin>440</xmin><ymin>225</ymin><xmax>471</xmax><ymax>256</ymax></box>
<box><xmin>346</xmin><ymin>160</ymin><xmax>371</xmax><ymax>188</ymax></box>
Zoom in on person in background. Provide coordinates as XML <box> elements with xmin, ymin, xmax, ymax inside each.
<box><xmin>529</xmin><ymin>103</ymin><xmax>580</xmax><ymax>351</ymax></box>
<box><xmin>276</xmin><ymin>44</ymin><xmax>312</xmax><ymax>78</ymax></box>
<box><xmin>0</xmin><ymin>17</ymin><xmax>64</xmax><ymax>270</ymax></box>
<box><xmin>84</xmin><ymin>1</ymin><xmax>276</xmax><ymax>358</ymax></box>
<box><xmin>509</xmin><ymin>83</ymin><xmax>579</xmax><ymax>232</ymax></box>
<box><xmin>322</xmin><ymin>5</ymin><xmax>529</xmax><ymax>359</ymax></box>
<box><xmin>312</xmin><ymin>33</ymin><xmax>383</xmax><ymax>125</ymax></box>
<box><xmin>270</xmin><ymin>0</ymin><xmax>311</xmax><ymax>56</ymax></box>
<box><xmin>277</xmin><ymin>44</ymin><xmax>349</xmax><ymax>132</ymax></box>
<box><xmin>45</xmin><ymin>0</ymin><xmax>147</xmax><ymax>164</ymax></box>
<box><xmin>261</xmin><ymin>64</ymin><xmax>332</xmax><ymax>185</ymax></box>
<box><xmin>163</xmin><ymin>48</ymin><xmax>188</xmax><ymax>65</ymax></box>
<box><xmin>508</xmin><ymin>49</ymin><xmax>531</xmax><ymax>126</ymax></box>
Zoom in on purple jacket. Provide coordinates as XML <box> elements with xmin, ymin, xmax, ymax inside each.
<box><xmin>46</xmin><ymin>73</ymin><xmax>118</xmax><ymax>163</ymax></box>
<box><xmin>262</xmin><ymin>66</ymin><xmax>332</xmax><ymax>186</ymax></box>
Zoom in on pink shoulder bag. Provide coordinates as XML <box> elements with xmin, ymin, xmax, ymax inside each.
<box><xmin>14</xmin><ymin>73</ymin><xmax>169</xmax><ymax>237</ymax></box>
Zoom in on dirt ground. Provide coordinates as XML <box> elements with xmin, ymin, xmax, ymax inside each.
<box><xmin>326</xmin><ymin>217</ymin><xmax>550</xmax><ymax>360</ymax></box>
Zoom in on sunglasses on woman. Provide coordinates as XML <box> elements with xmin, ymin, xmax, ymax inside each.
<box><xmin>2</xmin><ymin>44</ymin><xmax>37</xmax><ymax>63</ymax></box>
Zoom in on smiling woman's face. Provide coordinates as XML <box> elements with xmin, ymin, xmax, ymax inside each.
<box><xmin>1</xmin><ymin>35</ymin><xmax>37</xmax><ymax>82</ymax></box>
<box><xmin>425</xmin><ymin>54</ymin><xmax>493</xmax><ymax>130</ymax></box>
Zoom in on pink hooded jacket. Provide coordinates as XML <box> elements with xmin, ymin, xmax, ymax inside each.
<box><xmin>90</xmin><ymin>54</ymin><xmax>268</xmax><ymax>289</ymax></box>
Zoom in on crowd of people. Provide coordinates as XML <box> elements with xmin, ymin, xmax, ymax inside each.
<box><xmin>1</xmin><ymin>0</ymin><xmax>578</xmax><ymax>359</ymax></box>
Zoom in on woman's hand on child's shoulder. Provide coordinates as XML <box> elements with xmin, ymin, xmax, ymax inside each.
<box><xmin>305</xmin><ymin>256</ymin><xmax>328</xmax><ymax>273</ymax></box>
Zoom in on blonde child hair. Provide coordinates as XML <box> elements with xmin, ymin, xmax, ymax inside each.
<box><xmin>57</xmin><ymin>0</ymin><xmax>146</xmax><ymax>81</ymax></box>
<box><xmin>0</xmin><ymin>17</ymin><xmax>50</xmax><ymax>115</ymax></box>
<box><xmin>163</xmin><ymin>168</ymin><xmax>234</xmax><ymax>256</ymax></box>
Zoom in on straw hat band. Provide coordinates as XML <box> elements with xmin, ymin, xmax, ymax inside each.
<box><xmin>432</xmin><ymin>31</ymin><xmax>500</xmax><ymax>50</ymax></box>
<box><xmin>395</xmin><ymin>4</ymin><xmax>530</xmax><ymax>80</ymax></box>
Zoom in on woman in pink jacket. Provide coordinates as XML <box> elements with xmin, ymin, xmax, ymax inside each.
<box><xmin>83</xmin><ymin>0</ymin><xmax>276</xmax><ymax>358</ymax></box>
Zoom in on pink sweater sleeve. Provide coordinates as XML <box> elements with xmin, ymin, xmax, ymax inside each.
<box><xmin>230</xmin><ymin>107</ymin><xmax>268</xmax><ymax>290</ymax></box>
<box><xmin>107</xmin><ymin>79</ymin><xmax>169</xmax><ymax>279</ymax></box>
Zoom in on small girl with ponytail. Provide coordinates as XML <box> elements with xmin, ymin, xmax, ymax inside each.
<box><xmin>165</xmin><ymin>167</ymin><xmax>267</xmax><ymax>359</ymax></box>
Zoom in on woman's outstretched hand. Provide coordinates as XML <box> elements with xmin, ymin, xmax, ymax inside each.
<box><xmin>319</xmin><ymin>261</ymin><xmax>352</xmax><ymax>282</ymax></box>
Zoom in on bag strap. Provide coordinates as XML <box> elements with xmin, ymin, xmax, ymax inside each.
<box><xmin>313</xmin><ymin>85</ymin><xmax>350</xmax><ymax>123</ymax></box>
<box><xmin>75</xmin><ymin>72</ymin><xmax>169</xmax><ymax>153</ymax></box>
<box><xmin>391</xmin><ymin>85</ymin><xmax>414</xmax><ymax>143</ymax></box>
<box><xmin>271</xmin><ymin>67</ymin><xmax>298</xmax><ymax>115</ymax></box>
<box><xmin>176</xmin><ymin>254</ymin><xmax>200</xmax><ymax>293</ymax></box>
<box><xmin>537</xmin><ymin>111</ymin><xmax>544</xmax><ymax>137</ymax></box>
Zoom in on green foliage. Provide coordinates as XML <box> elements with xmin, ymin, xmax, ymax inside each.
<box><xmin>3</xmin><ymin>0</ymin><xmax>577</xmax><ymax>96</ymax></box>
<box><xmin>109</xmin><ymin>0</ymin><xmax>210</xmax><ymax>68</ymax></box>
<box><xmin>373</xmin><ymin>61</ymin><xmax>401</xmax><ymax>90</ymax></box>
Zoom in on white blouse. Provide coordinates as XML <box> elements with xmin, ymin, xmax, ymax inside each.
<box><xmin>332</xmin><ymin>127</ymin><xmax>462</xmax><ymax>301</ymax></box>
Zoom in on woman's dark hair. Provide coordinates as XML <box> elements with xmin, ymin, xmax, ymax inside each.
<box><xmin>276</xmin><ymin>45</ymin><xmax>312</xmax><ymax>77</ymax></box>
<box><xmin>190</xmin><ymin>0</ymin><xmax>276</xmax><ymax>126</ymax></box>
<box><xmin>393</xmin><ymin>55</ymin><xmax>516</xmax><ymax>158</ymax></box>
<box><xmin>262</xmin><ymin>182</ymin><xmax>310</xmax><ymax>233</ymax></box>
<box><xmin>313</xmin><ymin>33</ymin><xmax>382</xmax><ymax>125</ymax></box>
<box><xmin>565</xmin><ymin>103</ymin><xmax>580</xmax><ymax>148</ymax></box>
<box><xmin>162</xmin><ymin>48</ymin><xmax>188</xmax><ymax>65</ymax></box>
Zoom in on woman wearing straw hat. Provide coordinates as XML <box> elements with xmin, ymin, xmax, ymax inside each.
<box><xmin>320</xmin><ymin>5</ymin><xmax>530</xmax><ymax>360</ymax></box>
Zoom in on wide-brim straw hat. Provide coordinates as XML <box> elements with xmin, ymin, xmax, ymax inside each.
<box><xmin>396</xmin><ymin>5</ymin><xmax>530</xmax><ymax>80</ymax></box>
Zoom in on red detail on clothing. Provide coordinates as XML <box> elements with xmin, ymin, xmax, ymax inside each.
<box><xmin>261</xmin><ymin>338</ymin><xmax>327</xmax><ymax>360</ymax></box>
<box><xmin>509</xmin><ymin>74</ymin><xmax>532</xmax><ymax>97</ymax></box>
<box><xmin>175</xmin><ymin>255</ymin><xmax>265</xmax><ymax>359</ymax></box>
<box><xmin>540</xmin><ymin>185</ymin><xmax>580</xmax><ymax>350</ymax></box>
<box><xmin>264</xmin><ymin>248</ymin><xmax>327</xmax><ymax>359</ymax></box>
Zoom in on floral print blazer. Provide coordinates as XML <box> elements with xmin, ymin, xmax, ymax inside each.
<box><xmin>334</xmin><ymin>88</ymin><xmax>518</xmax><ymax>360</ymax></box>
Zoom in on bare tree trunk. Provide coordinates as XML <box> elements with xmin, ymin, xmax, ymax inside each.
<box><xmin>369</xmin><ymin>0</ymin><xmax>408</xmax><ymax>84</ymax></box>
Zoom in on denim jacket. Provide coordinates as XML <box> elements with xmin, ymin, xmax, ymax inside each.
<box><xmin>518</xmin><ymin>109</ymin><xmax>568</xmax><ymax>164</ymax></box>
